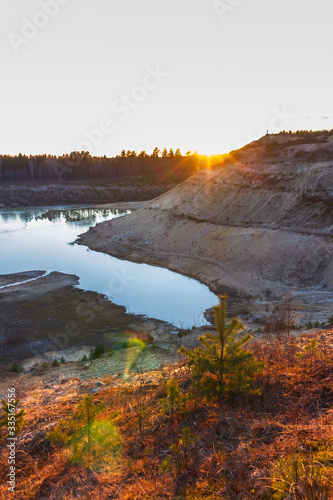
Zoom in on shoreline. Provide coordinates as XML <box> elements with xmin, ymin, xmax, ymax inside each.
<box><xmin>0</xmin><ymin>200</ymin><xmax>148</xmax><ymax>213</ymax></box>
<box><xmin>79</xmin><ymin>231</ymin><xmax>333</xmax><ymax>325</ymax></box>
<box><xmin>0</xmin><ymin>182</ymin><xmax>173</xmax><ymax>209</ymax></box>
<box><xmin>93</xmin><ymin>201</ymin><xmax>149</xmax><ymax>210</ymax></box>
<box><xmin>79</xmin><ymin>204</ymin><xmax>333</xmax><ymax>325</ymax></box>
<box><xmin>0</xmin><ymin>270</ymin><xmax>209</xmax><ymax>395</ymax></box>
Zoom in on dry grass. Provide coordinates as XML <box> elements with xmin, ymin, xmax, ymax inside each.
<box><xmin>1</xmin><ymin>330</ymin><xmax>333</xmax><ymax>499</ymax></box>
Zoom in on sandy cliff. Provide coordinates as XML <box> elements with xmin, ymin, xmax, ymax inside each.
<box><xmin>80</xmin><ymin>133</ymin><xmax>333</xmax><ymax>310</ymax></box>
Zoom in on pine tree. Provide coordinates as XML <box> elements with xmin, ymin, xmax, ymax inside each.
<box><xmin>179</xmin><ymin>294</ymin><xmax>263</xmax><ymax>401</ymax></box>
<box><xmin>151</xmin><ymin>147</ymin><xmax>160</xmax><ymax>157</ymax></box>
<box><xmin>48</xmin><ymin>395</ymin><xmax>104</xmax><ymax>449</ymax></box>
<box><xmin>0</xmin><ymin>399</ymin><xmax>25</xmax><ymax>439</ymax></box>
<box><xmin>159</xmin><ymin>378</ymin><xmax>185</xmax><ymax>427</ymax></box>
<box><xmin>47</xmin><ymin>395</ymin><xmax>121</xmax><ymax>471</ymax></box>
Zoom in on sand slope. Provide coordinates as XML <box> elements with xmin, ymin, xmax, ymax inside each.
<box><xmin>80</xmin><ymin>133</ymin><xmax>333</xmax><ymax>309</ymax></box>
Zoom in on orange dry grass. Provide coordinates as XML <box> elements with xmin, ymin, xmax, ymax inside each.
<box><xmin>1</xmin><ymin>331</ymin><xmax>333</xmax><ymax>499</ymax></box>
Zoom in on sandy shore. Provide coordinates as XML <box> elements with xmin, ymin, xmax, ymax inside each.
<box><xmin>0</xmin><ymin>271</ymin><xmax>46</xmax><ymax>288</ymax></box>
<box><xmin>94</xmin><ymin>201</ymin><xmax>148</xmax><ymax>211</ymax></box>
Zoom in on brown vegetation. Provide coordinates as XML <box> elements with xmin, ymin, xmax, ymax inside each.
<box><xmin>1</xmin><ymin>327</ymin><xmax>333</xmax><ymax>499</ymax></box>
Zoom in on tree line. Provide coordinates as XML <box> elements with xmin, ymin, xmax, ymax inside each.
<box><xmin>0</xmin><ymin>149</ymin><xmax>204</xmax><ymax>184</ymax></box>
<box><xmin>119</xmin><ymin>147</ymin><xmax>195</xmax><ymax>158</ymax></box>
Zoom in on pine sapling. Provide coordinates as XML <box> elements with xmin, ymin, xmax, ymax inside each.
<box><xmin>180</xmin><ymin>294</ymin><xmax>263</xmax><ymax>403</ymax></box>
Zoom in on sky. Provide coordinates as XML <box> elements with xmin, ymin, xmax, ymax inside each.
<box><xmin>0</xmin><ymin>0</ymin><xmax>332</xmax><ymax>156</ymax></box>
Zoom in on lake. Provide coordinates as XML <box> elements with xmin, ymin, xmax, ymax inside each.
<box><xmin>0</xmin><ymin>207</ymin><xmax>217</xmax><ymax>327</ymax></box>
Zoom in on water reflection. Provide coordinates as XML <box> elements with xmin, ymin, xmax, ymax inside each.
<box><xmin>35</xmin><ymin>208</ymin><xmax>129</xmax><ymax>224</ymax></box>
<box><xmin>0</xmin><ymin>207</ymin><xmax>217</xmax><ymax>327</ymax></box>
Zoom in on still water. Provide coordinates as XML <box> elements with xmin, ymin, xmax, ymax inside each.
<box><xmin>0</xmin><ymin>207</ymin><xmax>217</xmax><ymax>327</ymax></box>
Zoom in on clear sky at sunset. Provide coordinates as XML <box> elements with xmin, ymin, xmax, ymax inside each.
<box><xmin>1</xmin><ymin>0</ymin><xmax>332</xmax><ymax>156</ymax></box>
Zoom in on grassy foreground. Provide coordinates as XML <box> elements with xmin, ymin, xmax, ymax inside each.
<box><xmin>1</xmin><ymin>327</ymin><xmax>333</xmax><ymax>499</ymax></box>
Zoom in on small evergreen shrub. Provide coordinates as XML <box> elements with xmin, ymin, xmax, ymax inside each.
<box><xmin>159</xmin><ymin>378</ymin><xmax>186</xmax><ymax>425</ymax></box>
<box><xmin>180</xmin><ymin>294</ymin><xmax>263</xmax><ymax>402</ymax></box>
<box><xmin>0</xmin><ymin>399</ymin><xmax>25</xmax><ymax>438</ymax></box>
<box><xmin>89</xmin><ymin>345</ymin><xmax>105</xmax><ymax>360</ymax></box>
<box><xmin>161</xmin><ymin>427</ymin><xmax>198</xmax><ymax>475</ymax></box>
<box><xmin>48</xmin><ymin>395</ymin><xmax>121</xmax><ymax>472</ymax></box>
<box><xmin>8</xmin><ymin>362</ymin><xmax>24</xmax><ymax>373</ymax></box>
<box><xmin>270</xmin><ymin>450</ymin><xmax>333</xmax><ymax>499</ymax></box>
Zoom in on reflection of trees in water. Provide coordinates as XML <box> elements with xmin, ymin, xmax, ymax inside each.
<box><xmin>0</xmin><ymin>208</ymin><xmax>130</xmax><ymax>229</ymax></box>
<box><xmin>34</xmin><ymin>209</ymin><xmax>129</xmax><ymax>224</ymax></box>
<box><xmin>0</xmin><ymin>210</ymin><xmax>44</xmax><ymax>224</ymax></box>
